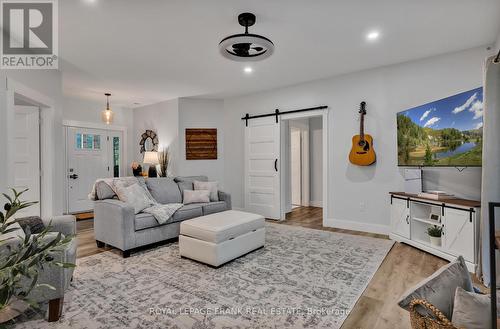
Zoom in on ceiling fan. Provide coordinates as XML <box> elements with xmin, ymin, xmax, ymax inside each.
<box><xmin>219</xmin><ymin>13</ymin><xmax>274</xmax><ymax>61</ymax></box>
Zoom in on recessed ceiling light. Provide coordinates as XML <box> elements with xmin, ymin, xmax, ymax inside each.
<box><xmin>244</xmin><ymin>67</ymin><xmax>253</xmax><ymax>74</ymax></box>
<box><xmin>366</xmin><ymin>30</ymin><xmax>380</xmax><ymax>41</ymax></box>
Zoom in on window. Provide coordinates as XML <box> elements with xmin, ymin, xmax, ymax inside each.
<box><xmin>75</xmin><ymin>133</ymin><xmax>82</xmax><ymax>149</ymax></box>
<box><xmin>75</xmin><ymin>133</ymin><xmax>101</xmax><ymax>150</ymax></box>
<box><xmin>113</xmin><ymin>136</ymin><xmax>120</xmax><ymax>177</ymax></box>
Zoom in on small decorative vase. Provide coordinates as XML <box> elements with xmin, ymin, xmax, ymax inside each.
<box><xmin>132</xmin><ymin>165</ymin><xmax>142</xmax><ymax>176</ymax></box>
<box><xmin>0</xmin><ymin>298</ymin><xmax>29</xmax><ymax>324</ymax></box>
<box><xmin>429</xmin><ymin>236</ymin><xmax>441</xmax><ymax>247</ymax></box>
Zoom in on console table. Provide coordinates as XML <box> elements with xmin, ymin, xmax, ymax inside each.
<box><xmin>389</xmin><ymin>192</ymin><xmax>481</xmax><ymax>272</ymax></box>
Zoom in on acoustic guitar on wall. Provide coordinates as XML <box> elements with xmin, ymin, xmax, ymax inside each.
<box><xmin>349</xmin><ymin>101</ymin><xmax>376</xmax><ymax>166</ymax></box>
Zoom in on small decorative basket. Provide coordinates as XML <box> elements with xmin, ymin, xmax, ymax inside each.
<box><xmin>409</xmin><ymin>299</ymin><xmax>458</xmax><ymax>329</ymax></box>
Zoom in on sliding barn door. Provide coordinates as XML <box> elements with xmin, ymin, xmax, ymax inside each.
<box><xmin>245</xmin><ymin>116</ymin><xmax>281</xmax><ymax>219</ymax></box>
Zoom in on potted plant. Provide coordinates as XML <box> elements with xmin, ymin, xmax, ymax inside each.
<box><xmin>0</xmin><ymin>189</ymin><xmax>75</xmax><ymax>323</ymax></box>
<box><xmin>427</xmin><ymin>225</ymin><xmax>442</xmax><ymax>247</ymax></box>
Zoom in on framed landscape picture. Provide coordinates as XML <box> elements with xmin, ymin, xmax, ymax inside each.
<box><xmin>397</xmin><ymin>87</ymin><xmax>483</xmax><ymax>167</ymax></box>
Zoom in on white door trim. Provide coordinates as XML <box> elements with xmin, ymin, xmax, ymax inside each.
<box><xmin>5</xmin><ymin>78</ymin><xmax>55</xmax><ymax>218</ymax></box>
<box><xmin>280</xmin><ymin>108</ymin><xmax>329</xmax><ymax>225</ymax></box>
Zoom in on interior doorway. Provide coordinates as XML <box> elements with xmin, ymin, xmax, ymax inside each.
<box><xmin>282</xmin><ymin>115</ymin><xmax>324</xmax><ymax>220</ymax></box>
<box><xmin>65</xmin><ymin>126</ymin><xmax>124</xmax><ymax>214</ymax></box>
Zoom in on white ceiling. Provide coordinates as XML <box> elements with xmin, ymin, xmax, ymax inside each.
<box><xmin>60</xmin><ymin>0</ymin><xmax>500</xmax><ymax>107</ymax></box>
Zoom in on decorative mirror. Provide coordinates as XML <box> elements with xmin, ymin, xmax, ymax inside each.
<box><xmin>139</xmin><ymin>130</ymin><xmax>159</xmax><ymax>153</ymax></box>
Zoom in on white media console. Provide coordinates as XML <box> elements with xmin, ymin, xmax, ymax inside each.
<box><xmin>389</xmin><ymin>192</ymin><xmax>481</xmax><ymax>272</ymax></box>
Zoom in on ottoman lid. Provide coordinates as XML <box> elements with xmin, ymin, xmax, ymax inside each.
<box><xmin>180</xmin><ymin>210</ymin><xmax>265</xmax><ymax>244</ymax></box>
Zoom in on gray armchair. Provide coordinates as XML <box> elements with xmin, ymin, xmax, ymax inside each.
<box><xmin>1</xmin><ymin>215</ymin><xmax>77</xmax><ymax>322</ymax></box>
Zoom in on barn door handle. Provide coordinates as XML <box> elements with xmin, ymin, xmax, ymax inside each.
<box><xmin>405</xmin><ymin>215</ymin><xmax>410</xmax><ymax>224</ymax></box>
<box><xmin>69</xmin><ymin>174</ymin><xmax>78</xmax><ymax>179</ymax></box>
<box><xmin>274</xmin><ymin>159</ymin><xmax>278</xmax><ymax>172</ymax></box>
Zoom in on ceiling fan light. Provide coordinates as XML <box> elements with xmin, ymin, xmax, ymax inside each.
<box><xmin>101</xmin><ymin>93</ymin><xmax>114</xmax><ymax>125</ymax></box>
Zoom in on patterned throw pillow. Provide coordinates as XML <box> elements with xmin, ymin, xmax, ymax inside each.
<box><xmin>115</xmin><ymin>183</ymin><xmax>155</xmax><ymax>214</ymax></box>
<box><xmin>17</xmin><ymin>216</ymin><xmax>45</xmax><ymax>234</ymax></box>
<box><xmin>183</xmin><ymin>190</ymin><xmax>210</xmax><ymax>204</ymax></box>
<box><xmin>193</xmin><ymin>181</ymin><xmax>219</xmax><ymax>202</ymax></box>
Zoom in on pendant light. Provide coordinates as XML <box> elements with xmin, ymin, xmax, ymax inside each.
<box><xmin>101</xmin><ymin>93</ymin><xmax>114</xmax><ymax>125</ymax></box>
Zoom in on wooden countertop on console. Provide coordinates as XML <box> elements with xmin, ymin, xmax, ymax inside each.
<box><xmin>389</xmin><ymin>192</ymin><xmax>481</xmax><ymax>208</ymax></box>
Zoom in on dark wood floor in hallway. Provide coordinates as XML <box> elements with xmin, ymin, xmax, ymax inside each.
<box><xmin>76</xmin><ymin>206</ymin><xmax>449</xmax><ymax>329</ymax></box>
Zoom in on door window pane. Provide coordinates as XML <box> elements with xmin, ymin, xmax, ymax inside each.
<box><xmin>93</xmin><ymin>135</ymin><xmax>101</xmax><ymax>150</ymax></box>
<box><xmin>75</xmin><ymin>133</ymin><xmax>82</xmax><ymax>149</ymax></box>
<box><xmin>86</xmin><ymin>134</ymin><xmax>93</xmax><ymax>149</ymax></box>
<box><xmin>113</xmin><ymin>137</ymin><xmax>120</xmax><ymax>177</ymax></box>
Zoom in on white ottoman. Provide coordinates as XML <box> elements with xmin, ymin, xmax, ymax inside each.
<box><xmin>179</xmin><ymin>210</ymin><xmax>265</xmax><ymax>267</ymax></box>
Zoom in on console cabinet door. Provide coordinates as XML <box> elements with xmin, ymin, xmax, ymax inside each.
<box><xmin>391</xmin><ymin>198</ymin><xmax>410</xmax><ymax>239</ymax></box>
<box><xmin>443</xmin><ymin>208</ymin><xmax>474</xmax><ymax>262</ymax></box>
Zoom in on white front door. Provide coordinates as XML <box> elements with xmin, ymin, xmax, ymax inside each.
<box><xmin>13</xmin><ymin>106</ymin><xmax>40</xmax><ymax>217</ymax></box>
<box><xmin>245</xmin><ymin>116</ymin><xmax>281</xmax><ymax>219</ymax></box>
<box><xmin>67</xmin><ymin>127</ymin><xmax>115</xmax><ymax>213</ymax></box>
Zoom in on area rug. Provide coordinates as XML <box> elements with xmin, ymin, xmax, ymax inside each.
<box><xmin>14</xmin><ymin>223</ymin><xmax>394</xmax><ymax>329</ymax></box>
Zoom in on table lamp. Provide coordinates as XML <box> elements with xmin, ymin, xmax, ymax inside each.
<box><xmin>143</xmin><ymin>151</ymin><xmax>159</xmax><ymax>177</ymax></box>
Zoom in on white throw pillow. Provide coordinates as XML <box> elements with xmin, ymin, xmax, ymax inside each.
<box><xmin>115</xmin><ymin>183</ymin><xmax>154</xmax><ymax>214</ymax></box>
<box><xmin>452</xmin><ymin>287</ymin><xmax>492</xmax><ymax>329</ymax></box>
<box><xmin>183</xmin><ymin>190</ymin><xmax>210</xmax><ymax>204</ymax></box>
<box><xmin>193</xmin><ymin>180</ymin><xmax>219</xmax><ymax>202</ymax></box>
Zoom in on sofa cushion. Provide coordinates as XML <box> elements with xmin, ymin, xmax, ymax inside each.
<box><xmin>183</xmin><ymin>190</ymin><xmax>210</xmax><ymax>204</ymax></box>
<box><xmin>146</xmin><ymin>178</ymin><xmax>182</xmax><ymax>204</ymax></box>
<box><xmin>194</xmin><ymin>181</ymin><xmax>219</xmax><ymax>202</ymax></box>
<box><xmin>397</xmin><ymin>256</ymin><xmax>473</xmax><ymax>319</ymax></box>
<box><xmin>135</xmin><ymin>213</ymin><xmax>160</xmax><ymax>231</ymax></box>
<box><xmin>175</xmin><ymin>176</ymin><xmax>208</xmax><ymax>200</ymax></box>
<box><xmin>202</xmin><ymin>201</ymin><xmax>227</xmax><ymax>215</ymax></box>
<box><xmin>172</xmin><ymin>204</ymin><xmax>204</xmax><ymax>223</ymax></box>
<box><xmin>17</xmin><ymin>216</ymin><xmax>45</xmax><ymax>234</ymax></box>
<box><xmin>452</xmin><ymin>287</ymin><xmax>491</xmax><ymax>329</ymax></box>
<box><xmin>115</xmin><ymin>183</ymin><xmax>154</xmax><ymax>214</ymax></box>
<box><xmin>96</xmin><ymin>181</ymin><xmax>116</xmax><ymax>200</ymax></box>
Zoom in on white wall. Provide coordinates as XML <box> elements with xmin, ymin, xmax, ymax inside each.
<box><xmin>309</xmin><ymin>116</ymin><xmax>323</xmax><ymax>206</ymax></box>
<box><xmin>178</xmin><ymin>98</ymin><xmax>225</xmax><ymax>187</ymax></box>
<box><xmin>0</xmin><ymin>70</ymin><xmax>65</xmax><ymax>215</ymax></box>
<box><xmin>223</xmin><ymin>46</ymin><xmax>486</xmax><ymax>234</ymax></box>
<box><xmin>63</xmin><ymin>96</ymin><xmax>134</xmax><ymax>175</ymax></box>
<box><xmin>133</xmin><ymin>99</ymin><xmax>179</xmax><ymax>175</ymax></box>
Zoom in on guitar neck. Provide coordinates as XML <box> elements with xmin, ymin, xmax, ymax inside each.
<box><xmin>360</xmin><ymin>113</ymin><xmax>365</xmax><ymax>140</ymax></box>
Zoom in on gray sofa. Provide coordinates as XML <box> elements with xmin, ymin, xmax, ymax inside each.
<box><xmin>93</xmin><ymin>176</ymin><xmax>231</xmax><ymax>257</ymax></box>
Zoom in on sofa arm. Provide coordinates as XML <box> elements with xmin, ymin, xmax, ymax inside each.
<box><xmin>94</xmin><ymin>199</ymin><xmax>136</xmax><ymax>251</ymax></box>
<box><xmin>42</xmin><ymin>215</ymin><xmax>76</xmax><ymax>236</ymax></box>
<box><xmin>218</xmin><ymin>191</ymin><xmax>232</xmax><ymax>210</ymax></box>
<box><xmin>28</xmin><ymin>233</ymin><xmax>77</xmax><ymax>303</ymax></box>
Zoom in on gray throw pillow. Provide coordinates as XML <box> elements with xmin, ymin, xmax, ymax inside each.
<box><xmin>397</xmin><ymin>256</ymin><xmax>473</xmax><ymax>319</ymax></box>
<box><xmin>452</xmin><ymin>287</ymin><xmax>490</xmax><ymax>329</ymax></box>
<box><xmin>115</xmin><ymin>183</ymin><xmax>154</xmax><ymax>214</ymax></box>
<box><xmin>193</xmin><ymin>180</ymin><xmax>219</xmax><ymax>202</ymax></box>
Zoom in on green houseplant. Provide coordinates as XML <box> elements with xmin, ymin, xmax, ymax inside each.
<box><xmin>0</xmin><ymin>189</ymin><xmax>75</xmax><ymax>323</ymax></box>
<box><xmin>427</xmin><ymin>225</ymin><xmax>443</xmax><ymax>247</ymax></box>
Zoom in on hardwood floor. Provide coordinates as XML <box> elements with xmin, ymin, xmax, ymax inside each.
<box><xmin>76</xmin><ymin>207</ymin><xmax>453</xmax><ymax>329</ymax></box>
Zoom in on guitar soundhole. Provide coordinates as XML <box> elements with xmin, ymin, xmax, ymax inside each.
<box><xmin>358</xmin><ymin>140</ymin><xmax>365</xmax><ymax>147</ymax></box>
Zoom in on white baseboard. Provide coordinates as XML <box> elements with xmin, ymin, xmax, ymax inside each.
<box><xmin>309</xmin><ymin>200</ymin><xmax>323</xmax><ymax>207</ymax></box>
<box><xmin>323</xmin><ymin>218</ymin><xmax>390</xmax><ymax>235</ymax></box>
